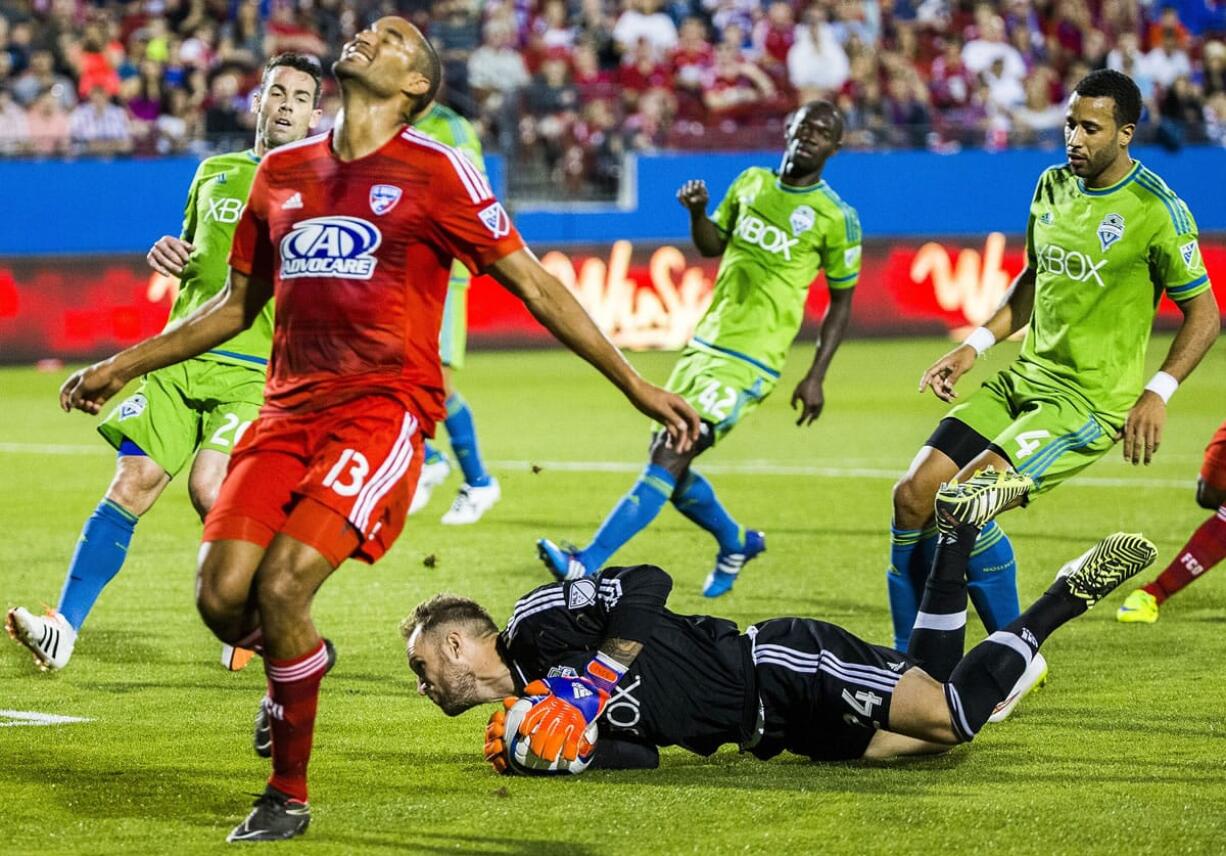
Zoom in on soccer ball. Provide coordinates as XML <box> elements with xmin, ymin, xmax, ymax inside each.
<box><xmin>500</xmin><ymin>696</ymin><xmax>598</xmax><ymax>776</ymax></box>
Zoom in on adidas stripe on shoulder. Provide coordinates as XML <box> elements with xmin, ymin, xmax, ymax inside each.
<box><xmin>401</xmin><ymin>127</ymin><xmax>493</xmax><ymax>203</ymax></box>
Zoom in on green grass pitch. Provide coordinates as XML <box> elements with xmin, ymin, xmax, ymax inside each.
<box><xmin>2</xmin><ymin>337</ymin><xmax>1224</xmax><ymax>855</ymax></box>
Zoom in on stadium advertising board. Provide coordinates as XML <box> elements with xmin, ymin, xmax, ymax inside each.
<box><xmin>2</xmin><ymin>235</ymin><xmax>1223</xmax><ymax>361</ymax></box>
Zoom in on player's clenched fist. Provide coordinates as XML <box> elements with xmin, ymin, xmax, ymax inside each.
<box><xmin>918</xmin><ymin>345</ymin><xmax>978</xmax><ymax>403</ymax></box>
<box><xmin>518</xmin><ymin>677</ymin><xmax>607</xmax><ymax>764</ymax></box>
<box><xmin>59</xmin><ymin>362</ymin><xmax>128</xmax><ymax>415</ymax></box>
<box><xmin>147</xmin><ymin>235</ymin><xmax>195</xmax><ymax>278</ymax></box>
<box><xmin>676</xmin><ymin>179</ymin><xmax>709</xmax><ymax>213</ymax></box>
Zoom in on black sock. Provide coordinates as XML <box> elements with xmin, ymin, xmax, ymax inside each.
<box><xmin>906</xmin><ymin>522</ymin><xmax>977</xmax><ymax>680</ymax></box>
<box><xmin>945</xmin><ymin>586</ymin><xmax>1087</xmax><ymax>741</ymax></box>
<box><xmin>931</xmin><ymin>522</ymin><xmax>979</xmax><ymax>584</ymax></box>
<box><xmin>907</xmin><ymin>578</ymin><xmax>967</xmax><ymax>682</ymax></box>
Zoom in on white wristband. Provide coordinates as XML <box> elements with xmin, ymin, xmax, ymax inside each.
<box><xmin>1144</xmin><ymin>371</ymin><xmax>1179</xmax><ymax>404</ymax></box>
<box><xmin>962</xmin><ymin>326</ymin><xmax>996</xmax><ymax>356</ymax></box>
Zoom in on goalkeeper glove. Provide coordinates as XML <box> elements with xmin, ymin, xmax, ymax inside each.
<box><xmin>519</xmin><ymin>653</ymin><xmax>628</xmax><ymax>763</ymax></box>
<box><xmin>484</xmin><ymin>696</ymin><xmax>517</xmax><ymax>775</ymax></box>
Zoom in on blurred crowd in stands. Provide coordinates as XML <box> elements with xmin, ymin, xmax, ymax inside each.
<box><xmin>1</xmin><ymin>0</ymin><xmax>1225</xmax><ymax>196</ymax></box>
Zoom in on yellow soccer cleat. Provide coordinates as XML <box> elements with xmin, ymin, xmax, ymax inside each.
<box><xmin>1056</xmin><ymin>533</ymin><xmax>1157</xmax><ymax>609</ymax></box>
<box><xmin>935</xmin><ymin>467</ymin><xmax>1034</xmax><ymax>533</ymax></box>
<box><xmin>1116</xmin><ymin>588</ymin><xmax>1159</xmax><ymax>624</ymax></box>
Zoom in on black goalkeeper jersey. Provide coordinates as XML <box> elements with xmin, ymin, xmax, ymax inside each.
<box><xmin>498</xmin><ymin>565</ymin><xmax>761</xmax><ymax>756</ymax></box>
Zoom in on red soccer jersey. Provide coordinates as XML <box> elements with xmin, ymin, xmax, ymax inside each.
<box><xmin>229</xmin><ymin>127</ymin><xmax>525</xmax><ymax>432</ymax></box>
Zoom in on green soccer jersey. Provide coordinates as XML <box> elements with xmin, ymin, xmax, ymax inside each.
<box><xmin>412</xmin><ymin>103</ymin><xmax>486</xmax><ymax>174</ymax></box>
<box><xmin>697</xmin><ymin>166</ymin><xmax>861</xmax><ymax>376</ymax></box>
<box><xmin>1017</xmin><ymin>161</ymin><xmax>1211</xmax><ymax>424</ymax></box>
<box><xmin>169</xmin><ymin>148</ymin><xmax>272</xmax><ymax>367</ymax></box>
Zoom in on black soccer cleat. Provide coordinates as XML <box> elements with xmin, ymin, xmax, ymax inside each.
<box><xmin>225</xmin><ymin>787</ymin><xmax>310</xmax><ymax>843</ymax></box>
<box><xmin>253</xmin><ymin>638</ymin><xmax>337</xmax><ymax>759</ymax></box>
<box><xmin>252</xmin><ymin>700</ymin><xmax>272</xmax><ymax>759</ymax></box>
<box><xmin>1051</xmin><ymin>532</ymin><xmax>1158</xmax><ymax>609</ymax></box>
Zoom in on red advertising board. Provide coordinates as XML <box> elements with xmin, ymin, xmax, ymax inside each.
<box><xmin>2</xmin><ymin>235</ymin><xmax>1223</xmax><ymax>361</ymax></box>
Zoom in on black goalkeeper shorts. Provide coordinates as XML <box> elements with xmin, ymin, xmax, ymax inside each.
<box><xmin>744</xmin><ymin>618</ymin><xmax>918</xmax><ymax>762</ymax></box>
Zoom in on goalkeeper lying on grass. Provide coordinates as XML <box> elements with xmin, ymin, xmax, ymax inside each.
<box><xmin>402</xmin><ymin>469</ymin><xmax>1157</xmax><ymax>773</ymax></box>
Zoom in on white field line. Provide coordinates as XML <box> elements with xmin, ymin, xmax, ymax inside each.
<box><xmin>0</xmin><ymin>443</ymin><xmax>1195</xmax><ymax>490</ymax></box>
<box><xmin>489</xmin><ymin>459</ymin><xmax>1193</xmax><ymax>490</ymax></box>
<box><xmin>0</xmin><ymin>709</ymin><xmax>93</xmax><ymax>727</ymax></box>
<box><xmin>0</xmin><ymin>442</ymin><xmax>99</xmax><ymax>454</ymax></box>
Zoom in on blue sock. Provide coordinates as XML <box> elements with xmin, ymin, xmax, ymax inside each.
<box><xmin>444</xmin><ymin>392</ymin><xmax>490</xmax><ymax>488</ymax></box>
<box><xmin>56</xmin><ymin>499</ymin><xmax>139</xmax><ymax>631</ymax></box>
<box><xmin>888</xmin><ymin>524</ymin><xmax>931</xmax><ymax>651</ymax></box>
<box><xmin>423</xmin><ymin>440</ymin><xmax>446</xmax><ymax>466</ymax></box>
<box><xmin>966</xmin><ymin>521</ymin><xmax>1020</xmax><ymax>632</ymax></box>
<box><xmin>672</xmin><ymin>470</ymin><xmax>743</xmax><ymax>552</ymax></box>
<box><xmin>578</xmin><ymin>464</ymin><xmax>676</xmax><ymax>571</ymax></box>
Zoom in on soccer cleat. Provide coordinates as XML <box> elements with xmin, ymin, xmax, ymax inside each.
<box><xmin>222</xmin><ymin>644</ymin><xmax>257</xmax><ymax>671</ymax></box>
<box><xmin>225</xmin><ymin>787</ymin><xmax>310</xmax><ymax>843</ymax></box>
<box><xmin>987</xmin><ymin>651</ymin><xmax>1048</xmax><ymax>723</ymax></box>
<box><xmin>1116</xmin><ymin>588</ymin><xmax>1160</xmax><ymax>624</ymax></box>
<box><xmin>5</xmin><ymin>607</ymin><xmax>76</xmax><ymax>671</ymax></box>
<box><xmin>252</xmin><ymin>697</ymin><xmax>273</xmax><ymax>759</ymax></box>
<box><xmin>536</xmin><ymin>538</ymin><xmax>590</xmax><ymax>581</ymax></box>
<box><xmin>1053</xmin><ymin>533</ymin><xmax>1158</xmax><ymax>608</ymax></box>
<box><xmin>253</xmin><ymin>638</ymin><xmax>336</xmax><ymax>759</ymax></box>
<box><xmin>935</xmin><ymin>467</ymin><xmax>1033</xmax><ymax>533</ymax></box>
<box><xmin>441</xmin><ymin>478</ymin><xmax>501</xmax><ymax>526</ymax></box>
<box><xmin>702</xmin><ymin>530</ymin><xmax>767</xmax><ymax>598</ymax></box>
<box><xmin>409</xmin><ymin>456</ymin><xmax>452</xmax><ymax>516</ymax></box>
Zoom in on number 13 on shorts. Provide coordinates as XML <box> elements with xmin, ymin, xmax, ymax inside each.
<box><xmin>323</xmin><ymin>449</ymin><xmax>371</xmax><ymax>497</ymax></box>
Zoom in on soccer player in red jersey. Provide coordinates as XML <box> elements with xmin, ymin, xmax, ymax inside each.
<box><xmin>1117</xmin><ymin>418</ymin><xmax>1226</xmax><ymax>623</ymax></box>
<box><xmin>59</xmin><ymin>16</ymin><xmax>699</xmax><ymax>843</ymax></box>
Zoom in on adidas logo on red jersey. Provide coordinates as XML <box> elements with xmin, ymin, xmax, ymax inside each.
<box><xmin>281</xmin><ymin>192</ymin><xmax>304</xmax><ymax>210</ymax></box>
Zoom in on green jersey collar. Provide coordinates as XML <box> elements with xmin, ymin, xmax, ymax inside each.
<box><xmin>774</xmin><ymin>173</ymin><xmax>825</xmax><ymax>194</ymax></box>
<box><xmin>1077</xmin><ymin>160</ymin><xmax>1140</xmax><ymax>196</ymax></box>
<box><xmin>245</xmin><ymin>148</ymin><xmax>260</xmax><ymax>163</ymax></box>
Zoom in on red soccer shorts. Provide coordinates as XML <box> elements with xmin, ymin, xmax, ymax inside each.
<box><xmin>203</xmin><ymin>395</ymin><xmax>425</xmax><ymax>565</ymax></box>
<box><xmin>1201</xmin><ymin>419</ymin><xmax>1226</xmax><ymax>492</ymax></box>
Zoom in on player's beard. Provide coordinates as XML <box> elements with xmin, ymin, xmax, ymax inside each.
<box><xmin>1087</xmin><ymin>149</ymin><xmax>1120</xmax><ymax>182</ymax></box>
<box><xmin>437</xmin><ymin>663</ymin><xmax>481</xmax><ymax>716</ymax></box>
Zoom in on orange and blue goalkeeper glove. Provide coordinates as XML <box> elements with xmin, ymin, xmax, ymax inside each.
<box><xmin>484</xmin><ymin>696</ymin><xmax>518</xmax><ymax>774</ymax></box>
<box><xmin>519</xmin><ymin>654</ymin><xmax>626</xmax><ymax>763</ymax></box>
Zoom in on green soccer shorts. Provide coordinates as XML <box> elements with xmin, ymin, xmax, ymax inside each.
<box><xmin>439</xmin><ymin>273</ymin><xmax>469</xmax><ymax>370</ymax></box>
<box><xmin>661</xmin><ymin>348</ymin><xmax>776</xmax><ymax>445</ymax></box>
<box><xmin>945</xmin><ymin>366</ymin><xmax>1116</xmax><ymax>495</ymax></box>
<box><xmin>97</xmin><ymin>357</ymin><xmax>266</xmax><ymax>477</ymax></box>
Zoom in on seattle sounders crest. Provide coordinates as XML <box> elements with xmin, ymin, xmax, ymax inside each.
<box><xmin>1097</xmin><ymin>213</ymin><xmax>1124</xmax><ymax>252</ymax></box>
<box><xmin>789</xmin><ymin>205</ymin><xmax>816</xmax><ymax>237</ymax></box>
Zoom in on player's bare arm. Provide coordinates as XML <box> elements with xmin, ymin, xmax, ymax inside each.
<box><xmin>60</xmin><ymin>269</ymin><xmax>274</xmax><ymax>415</ymax></box>
<box><xmin>792</xmin><ymin>286</ymin><xmax>855</xmax><ymax>426</ymax></box>
<box><xmin>677</xmin><ymin>180</ymin><xmax>727</xmax><ymax>257</ymax></box>
<box><xmin>919</xmin><ymin>266</ymin><xmax>1037</xmax><ymax>402</ymax></box>
<box><xmin>147</xmin><ymin>236</ymin><xmax>195</xmax><ymax>278</ymax></box>
<box><xmin>1121</xmin><ymin>289</ymin><xmax>1220</xmax><ymax>466</ymax></box>
<box><xmin>488</xmin><ymin>249</ymin><xmax>701</xmax><ymax>452</ymax></box>
<box><xmin>599</xmin><ymin>637</ymin><xmax>644</xmax><ymax>667</ymax></box>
